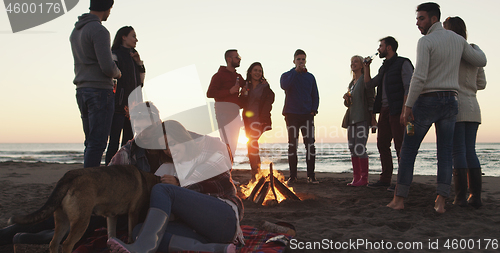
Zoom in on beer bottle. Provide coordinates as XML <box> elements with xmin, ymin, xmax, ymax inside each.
<box><xmin>346</xmin><ymin>88</ymin><xmax>352</xmax><ymax>106</ymax></box>
<box><xmin>243</xmin><ymin>81</ymin><xmax>249</xmax><ymax>97</ymax></box>
<box><xmin>406</xmin><ymin>121</ymin><xmax>415</xmax><ymax>136</ymax></box>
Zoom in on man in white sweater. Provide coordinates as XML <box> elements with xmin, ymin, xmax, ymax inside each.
<box><xmin>387</xmin><ymin>2</ymin><xmax>487</xmax><ymax>213</ymax></box>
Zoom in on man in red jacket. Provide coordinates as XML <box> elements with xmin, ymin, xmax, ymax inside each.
<box><xmin>207</xmin><ymin>49</ymin><xmax>245</xmax><ymax>159</ymax></box>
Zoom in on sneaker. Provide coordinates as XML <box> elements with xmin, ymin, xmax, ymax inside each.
<box><xmin>387</xmin><ymin>184</ymin><xmax>396</xmax><ymax>192</ymax></box>
<box><xmin>307</xmin><ymin>176</ymin><xmax>319</xmax><ymax>184</ymax></box>
<box><xmin>367</xmin><ymin>181</ymin><xmax>390</xmax><ymax>189</ymax></box>
<box><xmin>286</xmin><ymin>177</ymin><xmax>297</xmax><ymax>185</ymax></box>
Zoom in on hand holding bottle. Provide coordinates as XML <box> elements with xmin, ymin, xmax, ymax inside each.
<box><xmin>363</xmin><ymin>52</ymin><xmax>379</xmax><ymax>65</ymax></box>
<box><xmin>230</xmin><ymin>77</ymin><xmax>241</xmax><ymax>94</ymax></box>
<box><xmin>406</xmin><ymin>121</ymin><xmax>415</xmax><ymax>136</ymax></box>
<box><xmin>343</xmin><ymin>89</ymin><xmax>352</xmax><ymax>107</ymax></box>
<box><xmin>402</xmin><ymin>106</ymin><xmax>415</xmax><ymax>136</ymax></box>
<box><xmin>401</xmin><ymin>106</ymin><xmax>414</xmax><ymax>126</ymax></box>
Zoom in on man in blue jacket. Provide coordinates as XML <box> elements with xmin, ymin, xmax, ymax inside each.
<box><xmin>281</xmin><ymin>49</ymin><xmax>320</xmax><ymax>184</ymax></box>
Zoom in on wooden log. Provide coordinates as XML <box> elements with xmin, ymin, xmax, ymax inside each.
<box><xmin>247</xmin><ymin>176</ymin><xmax>267</xmax><ymax>202</ymax></box>
<box><xmin>258</xmin><ymin>220</ymin><xmax>297</xmax><ymax>236</ymax></box>
<box><xmin>273</xmin><ymin>175</ymin><xmax>301</xmax><ymax>201</ymax></box>
<box><xmin>269</xmin><ymin>163</ymin><xmax>278</xmax><ymax>202</ymax></box>
<box><xmin>254</xmin><ymin>181</ymin><xmax>271</xmax><ymax>205</ymax></box>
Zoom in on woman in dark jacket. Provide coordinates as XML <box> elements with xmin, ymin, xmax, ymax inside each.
<box><xmin>239</xmin><ymin>62</ymin><xmax>275</xmax><ymax>180</ymax></box>
<box><xmin>105</xmin><ymin>26</ymin><xmax>146</xmax><ymax>165</ymax></box>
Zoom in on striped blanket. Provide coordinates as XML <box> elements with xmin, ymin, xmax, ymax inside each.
<box><xmin>73</xmin><ymin>225</ymin><xmax>292</xmax><ymax>253</ymax></box>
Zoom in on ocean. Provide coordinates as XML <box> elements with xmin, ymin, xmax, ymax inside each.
<box><xmin>1</xmin><ymin>143</ymin><xmax>499</xmax><ymax>177</ymax></box>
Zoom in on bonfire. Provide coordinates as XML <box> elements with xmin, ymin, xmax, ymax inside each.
<box><xmin>240</xmin><ymin>162</ymin><xmax>301</xmax><ymax>206</ymax></box>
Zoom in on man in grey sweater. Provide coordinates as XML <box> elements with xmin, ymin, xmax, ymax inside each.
<box><xmin>70</xmin><ymin>0</ymin><xmax>121</xmax><ymax>168</ymax></box>
<box><xmin>387</xmin><ymin>2</ymin><xmax>487</xmax><ymax>213</ymax></box>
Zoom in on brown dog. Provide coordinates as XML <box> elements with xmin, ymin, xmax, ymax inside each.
<box><xmin>8</xmin><ymin>165</ymin><xmax>160</xmax><ymax>253</ymax></box>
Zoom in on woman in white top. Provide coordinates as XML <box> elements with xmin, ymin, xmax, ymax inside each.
<box><xmin>444</xmin><ymin>16</ymin><xmax>486</xmax><ymax>208</ymax></box>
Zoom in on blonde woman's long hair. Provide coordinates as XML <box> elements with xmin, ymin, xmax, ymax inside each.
<box><xmin>350</xmin><ymin>55</ymin><xmax>364</xmax><ymax>81</ymax></box>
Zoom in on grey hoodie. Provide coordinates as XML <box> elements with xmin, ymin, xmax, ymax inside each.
<box><xmin>70</xmin><ymin>13</ymin><xmax>121</xmax><ymax>89</ymax></box>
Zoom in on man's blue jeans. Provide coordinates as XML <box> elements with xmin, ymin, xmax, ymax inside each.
<box><xmin>396</xmin><ymin>93</ymin><xmax>458</xmax><ymax>198</ymax></box>
<box><xmin>453</xmin><ymin>122</ymin><xmax>481</xmax><ymax>169</ymax></box>
<box><xmin>147</xmin><ymin>184</ymin><xmax>237</xmax><ymax>251</ymax></box>
<box><xmin>76</xmin><ymin>88</ymin><xmax>114</xmax><ymax>168</ymax></box>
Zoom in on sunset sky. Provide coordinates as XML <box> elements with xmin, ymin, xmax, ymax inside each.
<box><xmin>0</xmin><ymin>0</ymin><xmax>498</xmax><ymax>144</ymax></box>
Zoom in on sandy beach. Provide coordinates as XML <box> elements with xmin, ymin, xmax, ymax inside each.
<box><xmin>1</xmin><ymin>161</ymin><xmax>500</xmax><ymax>252</ymax></box>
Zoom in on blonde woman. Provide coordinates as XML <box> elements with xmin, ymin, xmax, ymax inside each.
<box><xmin>342</xmin><ymin>55</ymin><xmax>376</xmax><ymax>186</ymax></box>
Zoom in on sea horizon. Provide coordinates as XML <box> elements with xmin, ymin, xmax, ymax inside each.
<box><xmin>1</xmin><ymin>142</ymin><xmax>499</xmax><ymax>177</ymax></box>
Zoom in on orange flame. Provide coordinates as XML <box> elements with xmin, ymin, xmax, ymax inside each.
<box><xmin>240</xmin><ymin>162</ymin><xmax>298</xmax><ymax>205</ymax></box>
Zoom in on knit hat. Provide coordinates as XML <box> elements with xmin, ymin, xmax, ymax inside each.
<box><xmin>89</xmin><ymin>0</ymin><xmax>114</xmax><ymax>11</ymax></box>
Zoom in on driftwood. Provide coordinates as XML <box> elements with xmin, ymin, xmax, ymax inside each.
<box><xmin>269</xmin><ymin>163</ymin><xmax>278</xmax><ymax>201</ymax></box>
<box><xmin>254</xmin><ymin>181</ymin><xmax>271</xmax><ymax>205</ymax></box>
<box><xmin>273</xmin><ymin>175</ymin><xmax>301</xmax><ymax>201</ymax></box>
<box><xmin>247</xmin><ymin>176</ymin><xmax>266</xmax><ymax>202</ymax></box>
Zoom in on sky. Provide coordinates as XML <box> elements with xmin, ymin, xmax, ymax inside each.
<box><xmin>0</xmin><ymin>0</ymin><xmax>499</xmax><ymax>144</ymax></box>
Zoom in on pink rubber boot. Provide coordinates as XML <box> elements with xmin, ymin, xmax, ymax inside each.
<box><xmin>347</xmin><ymin>157</ymin><xmax>360</xmax><ymax>186</ymax></box>
<box><xmin>350</xmin><ymin>157</ymin><xmax>369</xmax><ymax>186</ymax></box>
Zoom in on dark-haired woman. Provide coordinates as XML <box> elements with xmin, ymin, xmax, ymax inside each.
<box><xmin>105</xmin><ymin>26</ymin><xmax>146</xmax><ymax>165</ymax></box>
<box><xmin>444</xmin><ymin>17</ymin><xmax>487</xmax><ymax>208</ymax></box>
<box><xmin>239</xmin><ymin>62</ymin><xmax>275</xmax><ymax>180</ymax></box>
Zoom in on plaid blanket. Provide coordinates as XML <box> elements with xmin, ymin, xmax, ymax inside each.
<box><xmin>72</xmin><ymin>225</ymin><xmax>291</xmax><ymax>253</ymax></box>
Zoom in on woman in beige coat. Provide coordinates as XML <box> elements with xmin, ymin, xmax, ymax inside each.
<box><xmin>444</xmin><ymin>17</ymin><xmax>486</xmax><ymax>208</ymax></box>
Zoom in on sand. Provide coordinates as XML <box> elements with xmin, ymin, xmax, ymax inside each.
<box><xmin>1</xmin><ymin>161</ymin><xmax>500</xmax><ymax>252</ymax></box>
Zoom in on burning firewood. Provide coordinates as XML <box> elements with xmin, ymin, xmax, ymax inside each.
<box><xmin>272</xmin><ymin>175</ymin><xmax>301</xmax><ymax>201</ymax></box>
<box><xmin>254</xmin><ymin>181</ymin><xmax>271</xmax><ymax>205</ymax></box>
<box><xmin>241</xmin><ymin>162</ymin><xmax>301</xmax><ymax>205</ymax></box>
<box><xmin>247</xmin><ymin>176</ymin><xmax>267</xmax><ymax>202</ymax></box>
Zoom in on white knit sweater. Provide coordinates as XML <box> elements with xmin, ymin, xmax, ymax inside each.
<box><xmin>456</xmin><ymin>50</ymin><xmax>486</xmax><ymax>123</ymax></box>
<box><xmin>406</xmin><ymin>22</ymin><xmax>487</xmax><ymax>107</ymax></box>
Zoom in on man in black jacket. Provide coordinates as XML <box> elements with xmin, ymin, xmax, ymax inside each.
<box><xmin>364</xmin><ymin>36</ymin><xmax>414</xmax><ymax>190</ymax></box>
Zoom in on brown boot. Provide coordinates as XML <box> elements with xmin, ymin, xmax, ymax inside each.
<box><xmin>453</xmin><ymin>168</ymin><xmax>468</xmax><ymax>207</ymax></box>
<box><xmin>467</xmin><ymin>168</ymin><xmax>482</xmax><ymax>208</ymax></box>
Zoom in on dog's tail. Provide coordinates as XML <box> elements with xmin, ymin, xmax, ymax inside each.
<box><xmin>8</xmin><ymin>169</ymin><xmax>81</xmax><ymax>225</ymax></box>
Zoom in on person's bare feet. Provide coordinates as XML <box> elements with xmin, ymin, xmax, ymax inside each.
<box><xmin>387</xmin><ymin>195</ymin><xmax>404</xmax><ymax>210</ymax></box>
<box><xmin>434</xmin><ymin>195</ymin><xmax>446</xmax><ymax>213</ymax></box>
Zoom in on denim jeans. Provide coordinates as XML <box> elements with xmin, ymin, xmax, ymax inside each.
<box><xmin>285</xmin><ymin>113</ymin><xmax>316</xmax><ymax>178</ymax></box>
<box><xmin>76</xmin><ymin>88</ymin><xmax>114</xmax><ymax>168</ymax></box>
<box><xmin>396</xmin><ymin>93</ymin><xmax>458</xmax><ymax>198</ymax></box>
<box><xmin>105</xmin><ymin>113</ymin><xmax>134</xmax><ymax>165</ymax></box>
<box><xmin>147</xmin><ymin>184</ymin><xmax>237</xmax><ymax>251</ymax></box>
<box><xmin>453</xmin><ymin>122</ymin><xmax>481</xmax><ymax>169</ymax></box>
